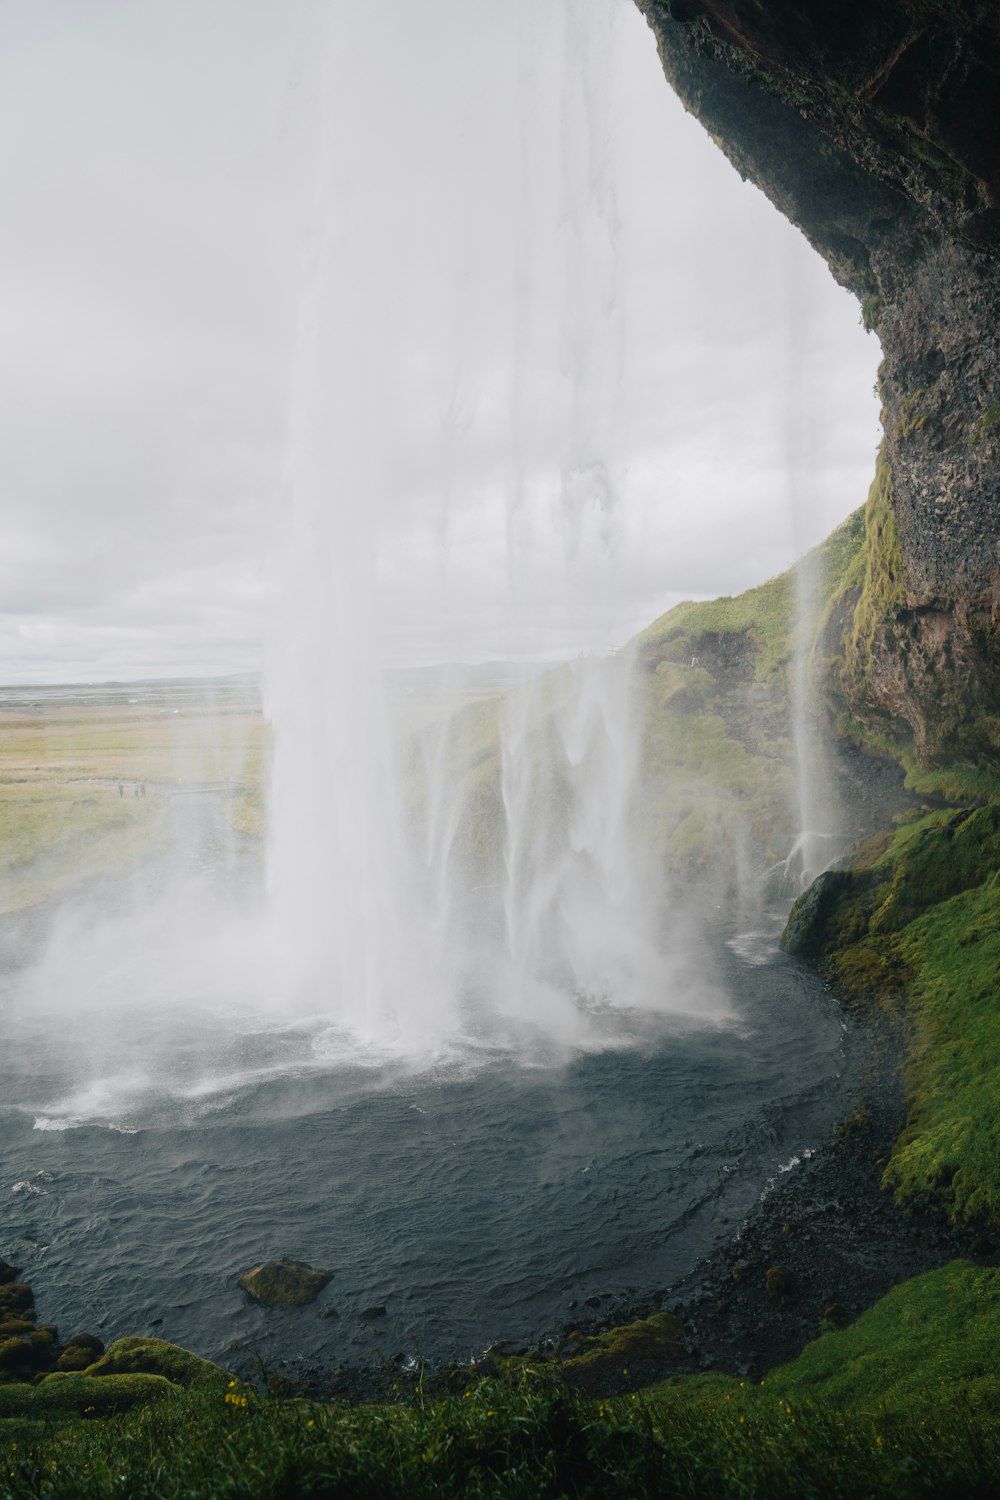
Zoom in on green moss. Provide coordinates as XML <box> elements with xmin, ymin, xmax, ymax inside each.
<box><xmin>884</xmin><ymin>878</ymin><xmax>1000</xmax><ymax>1223</ymax></box>
<box><xmin>851</xmin><ymin>446</ymin><xmax>905</xmax><ymax>637</ymax></box>
<box><xmin>868</xmin><ymin>806</ymin><xmax>1000</xmax><ymax>934</ymax></box>
<box><xmin>0</xmin><ymin>1373</ymin><xmax>176</xmax><ymax>1419</ymax></box>
<box><xmin>784</xmin><ymin>801</ymin><xmax>1000</xmax><ymax>1226</ymax></box>
<box><xmin>639</xmin><ymin>569</ymin><xmax>793</xmax><ymax>684</ymax></box>
<box><xmin>79</xmin><ymin>1337</ymin><xmax>226</xmax><ymax>1389</ymax></box>
<box><xmin>556</xmin><ymin>1312</ymin><xmax>682</xmax><ymax>1393</ymax></box>
<box><xmin>969</xmin><ymin>398</ymin><xmax>1000</xmax><ymax>442</ymax></box>
<box><xmin>893</xmin><ymin>389</ymin><xmax>930</xmax><ymax>442</ymax></box>
<box><xmin>762</xmin><ymin>1261</ymin><xmax>1000</xmax><ymax>1411</ymax></box>
<box><xmin>648</xmin><ymin>1262</ymin><xmax>1000</xmax><ymax>1418</ymax></box>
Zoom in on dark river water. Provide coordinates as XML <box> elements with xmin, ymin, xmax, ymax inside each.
<box><xmin>0</xmin><ymin>925</ymin><xmax>862</xmax><ymax>1374</ymax></box>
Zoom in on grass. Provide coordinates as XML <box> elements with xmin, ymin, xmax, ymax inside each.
<box><xmin>886</xmin><ymin>876</ymin><xmax>1000</xmax><ymax>1223</ymax></box>
<box><xmin>5</xmin><ymin>1297</ymin><xmax>1000</xmax><ymax>1499</ymax></box>
<box><xmin>669</xmin><ymin>1260</ymin><xmax>1000</xmax><ymax>1413</ymax></box>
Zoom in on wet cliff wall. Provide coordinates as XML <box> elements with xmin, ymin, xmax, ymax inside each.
<box><xmin>635</xmin><ymin>1</ymin><xmax>1000</xmax><ymax>767</ymax></box>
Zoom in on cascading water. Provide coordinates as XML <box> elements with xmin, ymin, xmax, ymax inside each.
<box><xmin>772</xmin><ymin>253</ymin><xmax>845</xmax><ymax>898</ymax></box>
<box><xmin>263</xmin><ymin>0</ymin><xmax>702</xmax><ymax>1049</ymax></box>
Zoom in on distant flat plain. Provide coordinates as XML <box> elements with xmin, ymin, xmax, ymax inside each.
<box><xmin>0</xmin><ymin>679</ymin><xmax>264</xmax><ymax>915</ymax></box>
<box><xmin>0</xmin><ymin>663</ymin><xmax>542</xmax><ymax>916</ymax></box>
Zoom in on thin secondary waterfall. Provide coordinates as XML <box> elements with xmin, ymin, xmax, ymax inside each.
<box><xmin>263</xmin><ymin>0</ymin><xmax>683</xmax><ymax>1047</ymax></box>
<box><xmin>773</xmin><ymin>250</ymin><xmax>845</xmax><ymax>898</ymax></box>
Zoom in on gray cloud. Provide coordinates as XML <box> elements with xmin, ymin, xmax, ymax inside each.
<box><xmin>0</xmin><ymin>0</ymin><xmax>880</xmax><ymax>683</ymax></box>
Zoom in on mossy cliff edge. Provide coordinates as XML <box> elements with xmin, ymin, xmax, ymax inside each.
<box><xmin>635</xmin><ymin>0</ymin><xmax>1000</xmax><ymax>769</ymax></box>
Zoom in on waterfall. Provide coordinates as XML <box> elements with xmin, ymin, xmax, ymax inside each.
<box><xmin>262</xmin><ymin>0</ymin><xmax>692</xmax><ymax>1049</ymax></box>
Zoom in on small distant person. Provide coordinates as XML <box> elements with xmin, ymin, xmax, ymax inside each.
<box><xmin>134</xmin><ymin>784</ymin><xmax>140</xmax><ymax>798</ymax></box>
<box><xmin>140</xmin><ymin>782</ymin><xmax>146</xmax><ymax>798</ymax></box>
<box><xmin>118</xmin><ymin>782</ymin><xmax>124</xmax><ymax>799</ymax></box>
<box><xmin>690</xmin><ymin>655</ymin><xmax>700</xmax><ymax>669</ymax></box>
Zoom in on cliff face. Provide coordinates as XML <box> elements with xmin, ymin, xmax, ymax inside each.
<box><xmin>635</xmin><ymin>1</ymin><xmax>1000</xmax><ymax>766</ymax></box>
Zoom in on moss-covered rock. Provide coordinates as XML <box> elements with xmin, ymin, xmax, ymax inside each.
<box><xmin>78</xmin><ymin>1337</ymin><xmax>226</xmax><ymax>1388</ymax></box>
<box><xmin>781</xmin><ymin>802</ymin><xmax>1000</xmax><ymax>1228</ymax></box>
<box><xmin>781</xmin><ymin>869</ymin><xmax>855</xmax><ymax>959</ymax></box>
<box><xmin>237</xmin><ymin>1259</ymin><xmax>333</xmax><ymax>1308</ymax></box>
<box><xmin>54</xmin><ymin>1333</ymin><xmax>105</xmax><ymax>1373</ymax></box>
<box><xmin>19</xmin><ymin>1373</ymin><xmax>177</xmax><ymax>1416</ymax></box>
<box><xmin>0</xmin><ymin>1318</ymin><xmax>35</xmax><ymax>1339</ymax></box>
<box><xmin>557</xmin><ymin>1311</ymin><xmax>683</xmax><ymax>1394</ymax></box>
<box><xmin>0</xmin><ymin>1337</ymin><xmax>35</xmax><ymax>1381</ymax></box>
<box><xmin>0</xmin><ymin>1284</ymin><xmax>34</xmax><ymax>1319</ymax></box>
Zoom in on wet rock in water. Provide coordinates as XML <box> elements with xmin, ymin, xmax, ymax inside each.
<box><xmin>765</xmin><ymin>1265</ymin><xmax>793</xmax><ymax>1300</ymax></box>
<box><xmin>237</xmin><ymin>1260</ymin><xmax>333</xmax><ymax>1307</ymax></box>
<box><xmin>0</xmin><ymin>1261</ymin><xmax>22</xmax><ymax>1286</ymax></box>
<box><xmin>358</xmin><ymin>1304</ymin><xmax>387</xmax><ymax>1322</ymax></box>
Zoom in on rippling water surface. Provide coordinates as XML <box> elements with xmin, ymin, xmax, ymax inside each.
<box><xmin>0</xmin><ymin>934</ymin><xmax>859</xmax><ymax>1371</ymax></box>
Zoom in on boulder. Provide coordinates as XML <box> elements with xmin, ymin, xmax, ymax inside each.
<box><xmin>55</xmin><ymin>1333</ymin><xmax>105</xmax><ymax>1373</ymax></box>
<box><xmin>0</xmin><ymin>1337</ymin><xmax>35</xmax><ymax>1381</ymax></box>
<box><xmin>237</xmin><ymin>1260</ymin><xmax>333</xmax><ymax>1307</ymax></box>
<box><xmin>780</xmin><ymin>870</ymin><xmax>853</xmax><ymax>959</ymax></box>
<box><xmin>0</xmin><ymin>1261</ymin><xmax>22</xmax><ymax>1286</ymax></box>
<box><xmin>557</xmin><ymin>1311</ymin><xmax>683</xmax><ymax>1394</ymax></box>
<box><xmin>0</xmin><ymin>1319</ymin><xmax>34</xmax><ymax>1339</ymax></box>
<box><xmin>79</xmin><ymin>1337</ymin><xmax>225</xmax><ymax>1388</ymax></box>
<box><xmin>0</xmin><ymin>1284</ymin><xmax>34</xmax><ymax>1319</ymax></box>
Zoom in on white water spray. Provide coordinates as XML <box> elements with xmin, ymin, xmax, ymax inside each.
<box><xmin>263</xmin><ymin>0</ymin><xmax>706</xmax><ymax>1050</ymax></box>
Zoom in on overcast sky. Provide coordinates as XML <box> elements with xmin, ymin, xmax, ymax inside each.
<box><xmin>0</xmin><ymin>0</ymin><xmax>881</xmax><ymax>685</ymax></box>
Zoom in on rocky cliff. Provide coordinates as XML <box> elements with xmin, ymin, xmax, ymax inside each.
<box><xmin>635</xmin><ymin>1</ymin><xmax>1000</xmax><ymax>767</ymax></box>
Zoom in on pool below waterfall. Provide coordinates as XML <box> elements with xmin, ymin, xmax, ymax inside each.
<box><xmin>0</xmin><ymin>928</ymin><xmax>860</xmax><ymax>1374</ymax></box>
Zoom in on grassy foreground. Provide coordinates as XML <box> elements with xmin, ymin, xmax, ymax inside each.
<box><xmin>4</xmin><ymin>1263</ymin><xmax>1000</xmax><ymax>1499</ymax></box>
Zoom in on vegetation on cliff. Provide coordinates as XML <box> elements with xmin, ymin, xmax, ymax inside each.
<box><xmin>785</xmin><ymin>802</ymin><xmax>1000</xmax><ymax>1229</ymax></box>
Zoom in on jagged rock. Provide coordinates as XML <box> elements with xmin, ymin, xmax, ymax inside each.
<box><xmin>781</xmin><ymin>869</ymin><xmax>853</xmax><ymax>958</ymax></box>
<box><xmin>766</xmin><ymin>1265</ymin><xmax>793</xmax><ymax>1300</ymax></box>
<box><xmin>0</xmin><ymin>1261</ymin><xmax>22</xmax><ymax>1286</ymax></box>
<box><xmin>237</xmin><ymin>1259</ymin><xmax>333</xmax><ymax>1307</ymax></box>
<box><xmin>638</xmin><ymin>0</ymin><xmax>1000</xmax><ymax>769</ymax></box>
<box><xmin>358</xmin><ymin>1304</ymin><xmax>387</xmax><ymax>1322</ymax></box>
